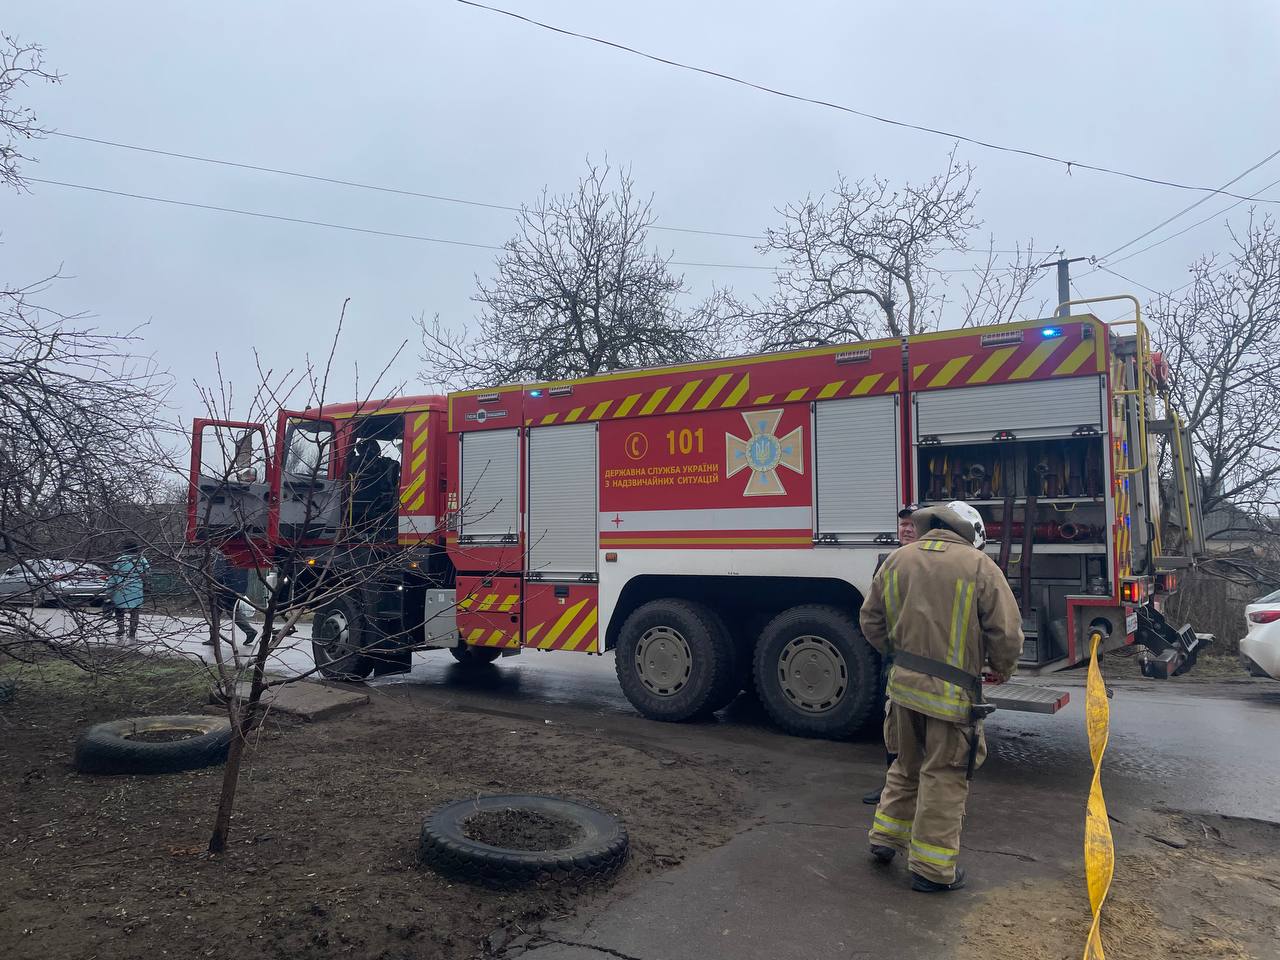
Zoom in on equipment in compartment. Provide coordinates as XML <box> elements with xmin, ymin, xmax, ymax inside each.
<box><xmin>918</xmin><ymin>436</ymin><xmax>1106</xmax><ymax>503</ymax></box>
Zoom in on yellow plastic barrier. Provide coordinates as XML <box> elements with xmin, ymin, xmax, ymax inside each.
<box><xmin>1083</xmin><ymin>630</ymin><xmax>1113</xmax><ymax>959</ymax></box>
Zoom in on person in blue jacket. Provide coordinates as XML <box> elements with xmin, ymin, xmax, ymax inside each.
<box><xmin>107</xmin><ymin>540</ymin><xmax>150</xmax><ymax>640</ymax></box>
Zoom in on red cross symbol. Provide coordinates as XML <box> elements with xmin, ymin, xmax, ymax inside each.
<box><xmin>611</xmin><ymin>514</ymin><xmax>624</xmax><ymax>528</ymax></box>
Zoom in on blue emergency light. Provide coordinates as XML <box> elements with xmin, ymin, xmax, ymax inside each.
<box><xmin>1040</xmin><ymin>326</ymin><xmax>1064</xmax><ymax>338</ymax></box>
<box><xmin>529</xmin><ymin>389</ymin><xmax>544</xmax><ymax>398</ymax></box>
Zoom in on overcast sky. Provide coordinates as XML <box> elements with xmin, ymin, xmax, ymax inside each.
<box><xmin>4</xmin><ymin>1</ymin><xmax>1279</xmax><ymax>428</ymax></box>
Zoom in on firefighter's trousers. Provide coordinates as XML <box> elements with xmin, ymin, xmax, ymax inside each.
<box><xmin>867</xmin><ymin>702</ymin><xmax>986</xmax><ymax>884</ymax></box>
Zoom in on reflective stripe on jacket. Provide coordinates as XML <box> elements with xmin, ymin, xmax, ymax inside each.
<box><xmin>860</xmin><ymin>529</ymin><xmax>1023</xmax><ymax>723</ymax></box>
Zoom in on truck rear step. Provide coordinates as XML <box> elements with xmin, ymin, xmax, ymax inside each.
<box><xmin>985</xmin><ymin>682</ymin><xmax>1070</xmax><ymax>715</ymax></box>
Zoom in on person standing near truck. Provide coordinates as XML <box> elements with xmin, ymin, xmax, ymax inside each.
<box><xmin>107</xmin><ymin>540</ymin><xmax>150</xmax><ymax>641</ymax></box>
<box><xmin>859</xmin><ymin>501</ymin><xmax>1023</xmax><ymax>892</ymax></box>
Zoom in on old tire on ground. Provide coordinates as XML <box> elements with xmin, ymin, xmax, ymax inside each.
<box><xmin>450</xmin><ymin>646</ymin><xmax>503</xmax><ymax>665</ymax></box>
<box><xmin>312</xmin><ymin>595</ymin><xmax>374</xmax><ymax>681</ymax></box>
<box><xmin>615</xmin><ymin>599</ymin><xmax>735</xmax><ymax>722</ymax></box>
<box><xmin>753</xmin><ymin>604</ymin><xmax>880</xmax><ymax>739</ymax></box>
<box><xmin>73</xmin><ymin>715</ymin><xmax>232</xmax><ymax>775</ymax></box>
<box><xmin>419</xmin><ymin>794</ymin><xmax>629</xmax><ymax>888</ymax></box>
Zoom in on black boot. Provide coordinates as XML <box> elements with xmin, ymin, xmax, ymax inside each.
<box><xmin>911</xmin><ymin>868</ymin><xmax>966</xmax><ymax>893</ymax></box>
<box><xmin>862</xmin><ymin>787</ymin><xmax>883</xmax><ymax>805</ymax></box>
<box><xmin>870</xmin><ymin>844</ymin><xmax>896</xmax><ymax>865</ymax></box>
<box><xmin>242</xmin><ymin>628</ymin><xmax>258</xmax><ymax>647</ymax></box>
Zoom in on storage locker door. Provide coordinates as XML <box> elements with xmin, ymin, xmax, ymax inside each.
<box><xmin>459</xmin><ymin>428</ymin><xmax>519</xmax><ymax>539</ymax></box>
<box><xmin>915</xmin><ymin>377</ymin><xmax>1105</xmax><ymax>444</ymax></box>
<box><xmin>815</xmin><ymin>395</ymin><xmax>900</xmax><ymax>540</ymax></box>
<box><xmin>527</xmin><ymin>423</ymin><xmax>598</xmax><ymax>577</ymax></box>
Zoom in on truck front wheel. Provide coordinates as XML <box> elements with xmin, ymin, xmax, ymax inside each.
<box><xmin>312</xmin><ymin>596</ymin><xmax>375</xmax><ymax>681</ymax></box>
<box><xmin>753</xmin><ymin>604</ymin><xmax>878</xmax><ymax>739</ymax></box>
<box><xmin>615</xmin><ymin>599</ymin><xmax>734</xmax><ymax>722</ymax></box>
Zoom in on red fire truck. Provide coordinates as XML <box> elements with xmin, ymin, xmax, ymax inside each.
<box><xmin>189</xmin><ymin>298</ymin><xmax>1207</xmax><ymax>738</ymax></box>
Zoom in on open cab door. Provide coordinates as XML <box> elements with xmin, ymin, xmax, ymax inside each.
<box><xmin>272</xmin><ymin>411</ymin><xmax>343</xmax><ymax>544</ymax></box>
<box><xmin>188</xmin><ymin>420</ymin><xmax>273</xmax><ymax>553</ymax></box>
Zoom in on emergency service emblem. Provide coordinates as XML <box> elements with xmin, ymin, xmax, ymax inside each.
<box><xmin>726</xmin><ymin>409</ymin><xmax>804</xmax><ymax>496</ymax></box>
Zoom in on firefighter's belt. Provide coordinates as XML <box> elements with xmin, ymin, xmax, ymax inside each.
<box><xmin>891</xmin><ymin>650</ymin><xmax>992</xmax><ymax>717</ymax></box>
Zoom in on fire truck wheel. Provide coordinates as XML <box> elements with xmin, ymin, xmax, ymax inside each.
<box><xmin>753</xmin><ymin>605</ymin><xmax>878</xmax><ymax>739</ymax></box>
<box><xmin>615</xmin><ymin>599</ymin><xmax>735</xmax><ymax>722</ymax></box>
<box><xmin>699</xmin><ymin>609</ymin><xmax>745</xmax><ymax>715</ymax></box>
<box><xmin>450</xmin><ymin>646</ymin><xmax>503</xmax><ymax>665</ymax></box>
<box><xmin>311</xmin><ymin>597</ymin><xmax>374</xmax><ymax>681</ymax></box>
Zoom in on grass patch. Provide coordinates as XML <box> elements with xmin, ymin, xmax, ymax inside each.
<box><xmin>0</xmin><ymin>654</ymin><xmax>213</xmax><ymax>713</ymax></box>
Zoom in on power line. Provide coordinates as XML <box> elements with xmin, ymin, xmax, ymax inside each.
<box><xmin>1104</xmin><ymin>173</ymin><xmax>1280</xmax><ymax>268</ymax></box>
<box><xmin>25</xmin><ymin>176</ymin><xmax>1039</xmax><ymax>277</ymax></box>
<box><xmin>23</xmin><ymin>176</ymin><xmax>782</xmax><ymax>269</ymax></box>
<box><xmin>49</xmin><ymin>130</ymin><xmax>1057</xmax><ymax>256</ymax></box>
<box><xmin>1095</xmin><ymin>146</ymin><xmax>1280</xmax><ymax>262</ymax></box>
<box><xmin>47</xmin><ymin>131</ymin><xmax>761</xmax><ymax>241</ymax></box>
<box><xmin>457</xmin><ymin>0</ymin><xmax>1280</xmax><ymax>206</ymax></box>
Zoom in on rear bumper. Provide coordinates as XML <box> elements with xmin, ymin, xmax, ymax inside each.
<box><xmin>1240</xmin><ymin>634</ymin><xmax>1280</xmax><ymax>680</ymax></box>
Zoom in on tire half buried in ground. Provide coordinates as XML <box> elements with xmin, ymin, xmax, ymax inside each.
<box><xmin>73</xmin><ymin>715</ymin><xmax>233</xmax><ymax>775</ymax></box>
<box><xmin>419</xmin><ymin>795</ymin><xmax>629</xmax><ymax>888</ymax></box>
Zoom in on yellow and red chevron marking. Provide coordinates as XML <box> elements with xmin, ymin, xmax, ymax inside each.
<box><xmin>450</xmin><ymin>338</ymin><xmax>903</xmax><ymax>431</ymax></box>
<box><xmin>399</xmin><ymin>411</ymin><xmax>432</xmax><ymax>514</ymax></box>
<box><xmin>524</xmin><ymin>598</ymin><xmax>599</xmax><ymax>653</ymax></box>
<box><xmin>464</xmin><ymin>625</ymin><xmax>522</xmax><ymax>648</ymax></box>
<box><xmin>908</xmin><ymin>318</ymin><xmax>1106</xmax><ymax>391</ymax></box>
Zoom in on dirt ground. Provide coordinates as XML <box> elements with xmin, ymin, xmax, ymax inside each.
<box><xmin>959</xmin><ymin>812</ymin><xmax>1280</xmax><ymax>960</ymax></box>
<box><xmin>0</xmin><ymin>658</ymin><xmax>749</xmax><ymax>960</ymax></box>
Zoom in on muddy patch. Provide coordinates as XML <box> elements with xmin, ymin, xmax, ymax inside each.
<box><xmin>463</xmin><ymin>808</ymin><xmax>584</xmax><ymax>851</ymax></box>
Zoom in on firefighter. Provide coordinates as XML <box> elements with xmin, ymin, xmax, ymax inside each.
<box><xmin>860</xmin><ymin>500</ymin><xmax>1022</xmax><ymax>892</ymax></box>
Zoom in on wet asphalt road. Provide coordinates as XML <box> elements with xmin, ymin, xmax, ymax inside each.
<box><xmin>371</xmin><ymin>647</ymin><xmax>1280</xmax><ymax>824</ymax></box>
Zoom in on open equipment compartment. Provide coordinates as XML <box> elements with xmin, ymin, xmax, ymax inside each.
<box><xmin>910</xmin><ymin>326</ymin><xmax>1116</xmax><ymax>668</ymax></box>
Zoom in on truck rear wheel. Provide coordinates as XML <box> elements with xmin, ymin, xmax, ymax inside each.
<box><xmin>450</xmin><ymin>646</ymin><xmax>503</xmax><ymax>665</ymax></box>
<box><xmin>615</xmin><ymin>599</ymin><xmax>734</xmax><ymax>722</ymax></box>
<box><xmin>753</xmin><ymin>604</ymin><xmax>878</xmax><ymax>739</ymax></box>
<box><xmin>312</xmin><ymin>596</ymin><xmax>374</xmax><ymax>681</ymax></box>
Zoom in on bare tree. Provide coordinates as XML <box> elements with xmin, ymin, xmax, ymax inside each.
<box><xmin>0</xmin><ymin>273</ymin><xmax>170</xmax><ymax>666</ymax></box>
<box><xmin>717</xmin><ymin>151</ymin><xmax>1046</xmax><ymax>349</ymax></box>
<box><xmin>1</xmin><ymin>32</ymin><xmax>60</xmax><ymax>191</ymax></box>
<box><xmin>1149</xmin><ymin>213</ymin><xmax>1280</xmax><ymax>519</ymax></box>
<box><xmin>420</xmin><ymin>160</ymin><xmax>727</xmax><ymax>388</ymax></box>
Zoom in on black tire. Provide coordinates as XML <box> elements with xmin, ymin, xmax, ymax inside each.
<box><xmin>615</xmin><ymin>599</ymin><xmax>735</xmax><ymax>722</ymax></box>
<box><xmin>450</xmin><ymin>646</ymin><xmax>503</xmax><ymax>665</ymax></box>
<box><xmin>753</xmin><ymin>604</ymin><xmax>880</xmax><ymax>739</ymax></box>
<box><xmin>73</xmin><ymin>715</ymin><xmax>232</xmax><ymax>775</ymax></box>
<box><xmin>419</xmin><ymin>794</ymin><xmax>628</xmax><ymax>889</ymax></box>
<box><xmin>699</xmin><ymin>608</ymin><xmax>744</xmax><ymax>715</ymax></box>
<box><xmin>311</xmin><ymin>595</ymin><xmax>374</xmax><ymax>681</ymax></box>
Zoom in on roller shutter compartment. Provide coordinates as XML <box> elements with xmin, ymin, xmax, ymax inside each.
<box><xmin>527</xmin><ymin>423</ymin><xmax>598</xmax><ymax>576</ymax></box>
<box><xmin>915</xmin><ymin>376</ymin><xmax>1105</xmax><ymax>445</ymax></box>
<box><xmin>459</xmin><ymin>428</ymin><xmax>519</xmax><ymax>539</ymax></box>
<box><xmin>815</xmin><ymin>395</ymin><xmax>900</xmax><ymax>540</ymax></box>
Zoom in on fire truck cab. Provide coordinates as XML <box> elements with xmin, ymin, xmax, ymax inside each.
<box><xmin>188</xmin><ymin>396</ymin><xmax>470</xmax><ymax>677</ymax></box>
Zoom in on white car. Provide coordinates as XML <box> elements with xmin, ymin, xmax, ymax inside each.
<box><xmin>0</xmin><ymin>559</ymin><xmax>110</xmax><ymax>607</ymax></box>
<box><xmin>1241</xmin><ymin>588</ymin><xmax>1280</xmax><ymax>680</ymax></box>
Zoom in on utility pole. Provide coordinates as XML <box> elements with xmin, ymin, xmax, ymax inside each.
<box><xmin>1038</xmin><ymin>255</ymin><xmax>1090</xmax><ymax>317</ymax></box>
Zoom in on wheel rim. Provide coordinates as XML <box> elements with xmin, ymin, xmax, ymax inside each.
<box><xmin>634</xmin><ymin>626</ymin><xmax>692</xmax><ymax>697</ymax></box>
<box><xmin>777</xmin><ymin>635</ymin><xmax>847</xmax><ymax>713</ymax></box>
<box><xmin>316</xmin><ymin>609</ymin><xmax>353</xmax><ymax>666</ymax></box>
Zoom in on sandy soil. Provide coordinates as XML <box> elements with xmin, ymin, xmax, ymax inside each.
<box><xmin>958</xmin><ymin>812</ymin><xmax>1280</xmax><ymax>960</ymax></box>
<box><xmin>0</xmin><ymin>658</ymin><xmax>749</xmax><ymax>960</ymax></box>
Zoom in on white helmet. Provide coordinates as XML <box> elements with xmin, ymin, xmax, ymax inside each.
<box><xmin>945</xmin><ymin>500</ymin><xmax>987</xmax><ymax>550</ymax></box>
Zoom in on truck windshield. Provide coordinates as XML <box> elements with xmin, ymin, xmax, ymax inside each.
<box><xmin>283</xmin><ymin>420</ymin><xmax>333</xmax><ymax>480</ymax></box>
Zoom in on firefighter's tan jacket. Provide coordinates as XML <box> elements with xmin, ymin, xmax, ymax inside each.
<box><xmin>860</xmin><ymin>529</ymin><xmax>1023</xmax><ymax>724</ymax></box>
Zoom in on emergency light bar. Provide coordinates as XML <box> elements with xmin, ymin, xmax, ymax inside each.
<box><xmin>1040</xmin><ymin>326</ymin><xmax>1065</xmax><ymax>338</ymax></box>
